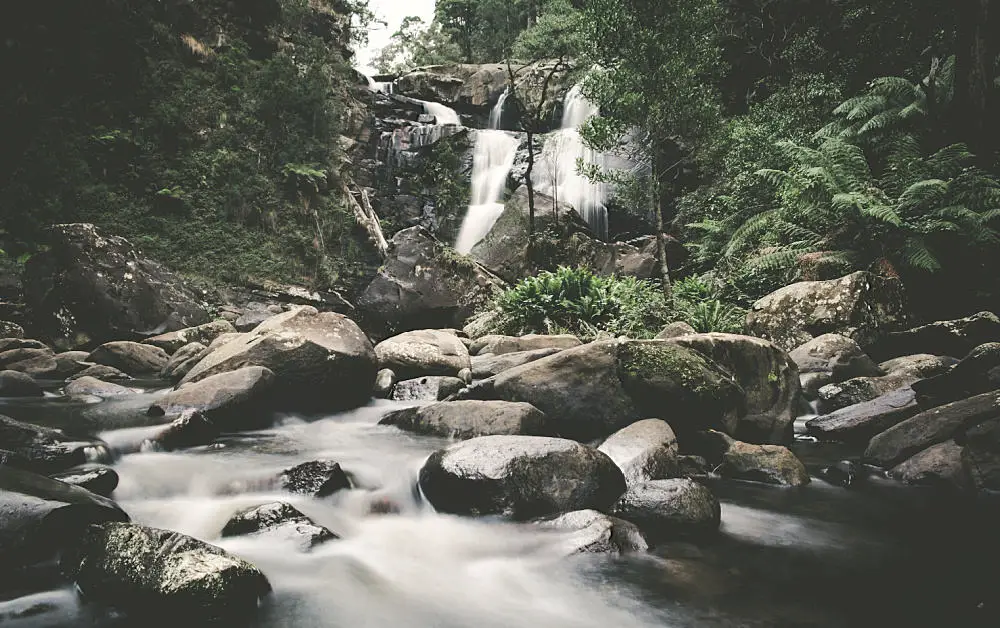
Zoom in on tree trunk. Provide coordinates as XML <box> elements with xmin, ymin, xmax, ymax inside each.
<box><xmin>651</xmin><ymin>148</ymin><xmax>673</xmax><ymax>305</ymax></box>
<box><xmin>525</xmin><ymin>131</ymin><xmax>536</xmax><ymax>237</ymax></box>
<box><xmin>954</xmin><ymin>0</ymin><xmax>998</xmax><ymax>159</ymax></box>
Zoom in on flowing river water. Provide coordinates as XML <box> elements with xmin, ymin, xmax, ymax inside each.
<box><xmin>0</xmin><ymin>384</ymin><xmax>994</xmax><ymax>628</ymax></box>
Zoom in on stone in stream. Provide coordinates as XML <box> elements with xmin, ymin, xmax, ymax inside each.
<box><xmin>868</xmin><ymin>311</ymin><xmax>1000</xmax><ymax>361</ymax></box>
<box><xmin>0</xmin><ymin>415</ymin><xmax>107</xmax><ymax>474</ymax></box>
<box><xmin>149</xmin><ymin>409</ymin><xmax>219</xmax><ymax>451</ymax></box>
<box><xmin>143</xmin><ymin>319</ymin><xmax>237</xmax><ymax>354</ymax></box>
<box><xmin>790</xmin><ymin>333</ymin><xmax>883</xmax><ymax>399</ymax></box>
<box><xmin>179</xmin><ymin>306</ymin><xmax>376</xmax><ymax>412</ymax></box>
<box><xmin>597</xmin><ymin>419</ymin><xmax>679</xmax><ymax>487</ymax></box>
<box><xmin>67</xmin><ymin>364</ymin><xmax>133</xmax><ymax>382</ymax></box>
<box><xmin>817</xmin><ymin>354</ymin><xmax>957</xmax><ymax>413</ymax></box>
<box><xmin>280</xmin><ymin>460</ymin><xmax>352</xmax><ymax>498</ymax></box>
<box><xmin>0</xmin><ymin>466</ymin><xmax>128</xmax><ymax>574</ymax></box>
<box><xmin>64</xmin><ymin>376</ymin><xmax>135</xmax><ymax>398</ymax></box>
<box><xmin>418</xmin><ymin>435</ymin><xmax>627</xmax><ymax>519</ymax></box>
<box><xmin>0</xmin><ymin>370</ymin><xmax>43</xmax><ymax>397</ymax></box>
<box><xmin>0</xmin><ymin>338</ymin><xmax>50</xmax><ymax>352</ymax></box>
<box><xmin>719</xmin><ymin>440</ymin><xmax>810</xmax><ymax>486</ymax></box>
<box><xmin>380</xmin><ymin>400</ymin><xmax>552</xmax><ymax>439</ymax></box>
<box><xmin>52</xmin><ymin>350</ymin><xmax>91</xmax><ymax>378</ymax></box>
<box><xmin>536</xmin><ymin>509</ymin><xmax>649</xmax><ymax>555</ymax></box>
<box><xmin>221</xmin><ymin>501</ymin><xmax>337</xmax><ymax>550</ymax></box>
<box><xmin>159</xmin><ymin>341</ymin><xmax>208</xmax><ymax>382</ymax></box>
<box><xmin>0</xmin><ymin>347</ymin><xmax>59</xmax><ymax>378</ymax></box>
<box><xmin>390</xmin><ymin>376</ymin><xmax>466</xmax><ymax>401</ymax></box>
<box><xmin>374</xmin><ymin>329</ymin><xmax>471</xmax><ymax>379</ymax></box>
<box><xmin>890</xmin><ymin>440</ymin><xmax>968</xmax><ymax>490</ymax></box>
<box><xmin>61</xmin><ymin>522</ymin><xmax>271</xmax><ymax>623</ymax></box>
<box><xmin>470</xmin><ymin>347</ymin><xmax>561</xmax><ymax>379</ymax></box>
<box><xmin>49</xmin><ymin>464</ymin><xmax>120</xmax><ymax>497</ymax></box>
<box><xmin>911</xmin><ymin>342</ymin><xmax>1000</xmax><ymax>409</ymax></box>
<box><xmin>86</xmin><ymin>341</ymin><xmax>170</xmax><ymax>376</ymax></box>
<box><xmin>816</xmin><ymin>460</ymin><xmax>864</xmax><ymax>488</ymax></box>
<box><xmin>148</xmin><ymin>366</ymin><xmax>276</xmax><ymax>431</ymax></box>
<box><xmin>469</xmin><ymin>333</ymin><xmax>582</xmax><ymax>357</ymax></box>
<box><xmin>806</xmin><ymin>387</ymin><xmax>921</xmax><ymax>445</ymax></box>
<box><xmin>611</xmin><ymin>479</ymin><xmax>721</xmax><ymax>540</ymax></box>
<box><xmin>373</xmin><ymin>368</ymin><xmax>397</xmax><ymax>398</ymax></box>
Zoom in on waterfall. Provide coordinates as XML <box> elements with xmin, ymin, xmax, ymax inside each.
<box><xmin>534</xmin><ymin>85</ymin><xmax>609</xmax><ymax>240</ymax></box>
<box><xmin>422</xmin><ymin>101</ymin><xmax>461</xmax><ymax>126</ymax></box>
<box><xmin>454</xmin><ymin>95</ymin><xmax>519</xmax><ymax>254</ymax></box>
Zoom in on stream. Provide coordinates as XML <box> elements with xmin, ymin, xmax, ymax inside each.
<box><xmin>0</xmin><ymin>385</ymin><xmax>993</xmax><ymax>628</ymax></box>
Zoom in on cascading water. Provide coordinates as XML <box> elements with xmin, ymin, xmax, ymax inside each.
<box><xmin>454</xmin><ymin>91</ymin><xmax>519</xmax><ymax>254</ymax></box>
<box><xmin>534</xmin><ymin>85</ymin><xmax>610</xmax><ymax>240</ymax></box>
<box><xmin>422</xmin><ymin>101</ymin><xmax>461</xmax><ymax>126</ymax></box>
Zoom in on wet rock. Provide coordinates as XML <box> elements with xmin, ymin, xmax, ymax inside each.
<box><xmin>656</xmin><ymin>322</ymin><xmax>697</xmax><ymax>339</ymax></box>
<box><xmin>22</xmin><ymin>223</ymin><xmax>210</xmax><ymax>349</ymax></box>
<box><xmin>87</xmin><ymin>341</ymin><xmax>169</xmax><ymax>376</ymax></box>
<box><xmin>537</xmin><ymin>509</ymin><xmax>648</xmax><ymax>555</ymax></box>
<box><xmin>799</xmin><ymin>372</ymin><xmax>833</xmax><ymax>399</ymax></box>
<box><xmin>373</xmin><ymin>368</ymin><xmax>397</xmax><ymax>398</ymax></box>
<box><xmin>150</xmin><ymin>410</ymin><xmax>219</xmax><ymax>451</ymax></box>
<box><xmin>143</xmin><ymin>320</ymin><xmax>237</xmax><ymax>354</ymax></box>
<box><xmin>817</xmin><ymin>460</ymin><xmax>863</xmax><ymax>488</ymax></box>
<box><xmin>179</xmin><ymin>306</ymin><xmax>376</xmax><ymax>412</ymax></box>
<box><xmin>66</xmin><ymin>364</ymin><xmax>132</xmax><ymax>382</ymax></box>
<box><xmin>61</xmin><ymin>522</ymin><xmax>271</xmax><ymax>623</ymax></box>
<box><xmin>160</xmin><ymin>342</ymin><xmax>208</xmax><ymax>382</ymax></box>
<box><xmin>457</xmin><ymin>367</ymin><xmax>473</xmax><ymax>384</ymax></box>
<box><xmin>221</xmin><ymin>502</ymin><xmax>337</xmax><ymax>550</ymax></box>
<box><xmin>0</xmin><ymin>347</ymin><xmax>59</xmax><ymax>378</ymax></box>
<box><xmin>358</xmin><ymin>227</ymin><xmax>502</xmax><ymax>333</ymax></box>
<box><xmin>720</xmin><ymin>440</ymin><xmax>810</xmax><ymax>486</ymax></box>
<box><xmin>52</xmin><ymin>350</ymin><xmax>91</xmax><ymax>378</ymax></box>
<box><xmin>0</xmin><ymin>338</ymin><xmax>49</xmax><ymax>352</ymax></box>
<box><xmin>390</xmin><ymin>376</ymin><xmax>466</xmax><ymax>401</ymax></box>
<box><xmin>374</xmin><ymin>329</ymin><xmax>471</xmax><ymax>379</ymax></box>
<box><xmin>0</xmin><ymin>466</ymin><xmax>128</xmax><ymax>573</ymax></box>
<box><xmin>149</xmin><ymin>366</ymin><xmax>275</xmax><ymax>431</ymax></box>
<box><xmin>864</xmin><ymin>391</ymin><xmax>1000</xmax><ymax>468</ymax></box>
<box><xmin>280</xmin><ymin>460</ymin><xmax>352</xmax><ymax>498</ymax></box>
<box><xmin>677</xmin><ymin>455</ymin><xmax>711</xmax><ymax>478</ymax></box>
<box><xmin>0</xmin><ymin>370</ymin><xmax>43</xmax><ymax>397</ymax></box>
<box><xmin>380</xmin><ymin>400</ymin><xmax>551</xmax><ymax>439</ymax></box>
<box><xmin>745</xmin><ymin>271</ymin><xmax>908</xmax><ymax>351</ymax></box>
<box><xmin>470</xmin><ymin>347</ymin><xmax>562</xmax><ymax>379</ymax></box>
<box><xmin>665</xmin><ymin>333</ymin><xmax>800</xmax><ymax>443</ymax></box>
<box><xmin>0</xmin><ymin>415</ymin><xmax>105</xmax><ymax>474</ymax></box>
<box><xmin>789</xmin><ymin>333</ymin><xmax>883</xmax><ymax>389</ymax></box>
<box><xmin>598</xmin><ymin>419</ymin><xmax>679</xmax><ymax>487</ymax></box>
<box><xmin>418</xmin><ymin>435</ymin><xmax>627</xmax><ymax>519</ymax></box>
<box><xmin>956</xmin><ymin>415</ymin><xmax>1000</xmax><ymax>492</ymax></box>
<box><xmin>911</xmin><ymin>342</ymin><xmax>1000</xmax><ymax>409</ymax></box>
<box><xmin>469</xmin><ymin>333</ymin><xmax>582</xmax><ymax>356</ymax></box>
<box><xmin>806</xmin><ymin>387</ymin><xmax>921</xmax><ymax>444</ymax></box>
<box><xmin>612</xmin><ymin>479</ymin><xmax>721</xmax><ymax>540</ymax></box>
<box><xmin>869</xmin><ymin>311</ymin><xmax>1000</xmax><ymax>361</ymax></box>
<box><xmin>49</xmin><ymin>464</ymin><xmax>120</xmax><ymax>497</ymax></box>
<box><xmin>64</xmin><ymin>376</ymin><xmax>134</xmax><ymax>398</ymax></box>
<box><xmin>817</xmin><ymin>354</ymin><xmax>956</xmax><ymax>413</ymax></box>
<box><xmin>890</xmin><ymin>440</ymin><xmax>968</xmax><ymax>490</ymax></box>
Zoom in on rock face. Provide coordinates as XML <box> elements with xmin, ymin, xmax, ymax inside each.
<box><xmin>380</xmin><ymin>400</ymin><xmax>552</xmax><ymax>439</ymax></box>
<box><xmin>745</xmin><ymin>271</ymin><xmax>908</xmax><ymax>351</ymax></box>
<box><xmin>817</xmin><ymin>354</ymin><xmax>956</xmax><ymax>413</ymax></box>
<box><xmin>390</xmin><ymin>375</ymin><xmax>466</xmax><ymax>401</ymax></box>
<box><xmin>720</xmin><ymin>440</ymin><xmax>810</xmax><ymax>486</ymax></box>
<box><xmin>62</xmin><ymin>522</ymin><xmax>271</xmax><ymax>623</ymax></box>
<box><xmin>0</xmin><ymin>370</ymin><xmax>43</xmax><ymax>397</ymax></box>
<box><xmin>666</xmin><ymin>333</ymin><xmax>800</xmax><ymax>443</ymax></box>
<box><xmin>890</xmin><ymin>440</ymin><xmax>968</xmax><ymax>489</ymax></box>
<box><xmin>470</xmin><ymin>347</ymin><xmax>562</xmax><ymax>379</ymax></box>
<box><xmin>22</xmin><ymin>223</ymin><xmax>210</xmax><ymax>348</ymax></box>
<box><xmin>869</xmin><ymin>311</ymin><xmax>1000</xmax><ymax>361</ymax></box>
<box><xmin>160</xmin><ymin>341</ymin><xmax>209</xmax><ymax>382</ymax></box>
<box><xmin>537</xmin><ymin>510</ymin><xmax>648</xmax><ymax>555</ymax></box>
<box><xmin>179</xmin><ymin>307</ymin><xmax>376</xmax><ymax>411</ymax></box>
<box><xmin>612</xmin><ymin>479</ymin><xmax>721</xmax><ymax>540</ymax></box>
<box><xmin>790</xmin><ymin>333</ymin><xmax>883</xmax><ymax>398</ymax></box>
<box><xmin>358</xmin><ymin>227</ymin><xmax>502</xmax><ymax>334</ymax></box>
<box><xmin>911</xmin><ymin>342</ymin><xmax>1000</xmax><ymax>409</ymax></box>
<box><xmin>0</xmin><ymin>466</ymin><xmax>128</xmax><ymax>572</ymax></box>
<box><xmin>150</xmin><ymin>366</ymin><xmax>276</xmax><ymax>431</ymax></box>
<box><xmin>144</xmin><ymin>320</ymin><xmax>237</xmax><ymax>354</ymax></box>
<box><xmin>469</xmin><ymin>333</ymin><xmax>582</xmax><ymax>356</ymax></box>
<box><xmin>221</xmin><ymin>502</ymin><xmax>337</xmax><ymax>550</ymax></box>
<box><xmin>87</xmin><ymin>341</ymin><xmax>170</xmax><ymax>376</ymax></box>
<box><xmin>65</xmin><ymin>376</ymin><xmax>134</xmax><ymax>398</ymax></box>
<box><xmin>806</xmin><ymin>387</ymin><xmax>920</xmax><ymax>444</ymax></box>
<box><xmin>0</xmin><ymin>415</ymin><xmax>104</xmax><ymax>474</ymax></box>
<box><xmin>374</xmin><ymin>329</ymin><xmax>471</xmax><ymax>379</ymax></box>
<box><xmin>418</xmin><ymin>436</ymin><xmax>626</xmax><ymax>519</ymax></box>
<box><xmin>597</xmin><ymin>419</ymin><xmax>679</xmax><ymax>487</ymax></box>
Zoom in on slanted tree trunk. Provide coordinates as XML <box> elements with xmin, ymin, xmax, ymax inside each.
<box><xmin>525</xmin><ymin>131</ymin><xmax>536</xmax><ymax>237</ymax></box>
<box><xmin>651</xmin><ymin>147</ymin><xmax>673</xmax><ymax>305</ymax></box>
<box><xmin>954</xmin><ymin>0</ymin><xmax>998</xmax><ymax>159</ymax></box>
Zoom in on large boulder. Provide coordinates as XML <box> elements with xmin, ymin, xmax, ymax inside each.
<box><xmin>817</xmin><ymin>354</ymin><xmax>957</xmax><ymax>413</ymax></box>
<box><xmin>665</xmin><ymin>333</ymin><xmax>800</xmax><ymax>443</ymax></box>
<box><xmin>0</xmin><ymin>370</ymin><xmax>42</xmax><ymax>397</ymax></box>
<box><xmin>537</xmin><ymin>510</ymin><xmax>648</xmax><ymax>555</ymax></box>
<box><xmin>719</xmin><ymin>440</ymin><xmax>810</xmax><ymax>486</ymax></box>
<box><xmin>358</xmin><ymin>227</ymin><xmax>502</xmax><ymax>334</ymax></box>
<box><xmin>143</xmin><ymin>320</ymin><xmax>237</xmax><ymax>354</ymax></box>
<box><xmin>390</xmin><ymin>375</ymin><xmax>466</xmax><ymax>401</ymax></box>
<box><xmin>806</xmin><ymin>387</ymin><xmax>920</xmax><ymax>444</ymax></box>
<box><xmin>221</xmin><ymin>502</ymin><xmax>337</xmax><ymax>550</ymax></box>
<box><xmin>380</xmin><ymin>400</ymin><xmax>552</xmax><ymax>439</ymax></box>
<box><xmin>790</xmin><ymin>333</ymin><xmax>883</xmax><ymax>398</ymax></box>
<box><xmin>0</xmin><ymin>466</ymin><xmax>128</xmax><ymax>573</ymax></box>
<box><xmin>374</xmin><ymin>329</ymin><xmax>471</xmax><ymax>379</ymax></box>
<box><xmin>160</xmin><ymin>342</ymin><xmax>209</xmax><ymax>382</ymax></box>
<box><xmin>597</xmin><ymin>419</ymin><xmax>679</xmax><ymax>487</ymax></box>
<box><xmin>470</xmin><ymin>347</ymin><xmax>562</xmax><ymax>379</ymax></box>
<box><xmin>0</xmin><ymin>415</ymin><xmax>106</xmax><ymax>474</ymax></box>
<box><xmin>178</xmin><ymin>307</ymin><xmax>376</xmax><ymax>411</ymax></box>
<box><xmin>68</xmin><ymin>364</ymin><xmax>132</xmax><ymax>382</ymax></box>
<box><xmin>65</xmin><ymin>376</ymin><xmax>135</xmax><ymax>398</ymax></box>
<box><xmin>864</xmin><ymin>391</ymin><xmax>1000</xmax><ymax>468</ymax></box>
<box><xmin>890</xmin><ymin>440</ymin><xmax>969</xmax><ymax>490</ymax></box>
<box><xmin>87</xmin><ymin>341</ymin><xmax>169</xmax><ymax>376</ymax></box>
<box><xmin>911</xmin><ymin>343</ymin><xmax>1000</xmax><ymax>409</ymax></box>
<box><xmin>149</xmin><ymin>366</ymin><xmax>276</xmax><ymax>431</ymax></box>
<box><xmin>52</xmin><ymin>350</ymin><xmax>91</xmax><ymax>378</ymax></box>
<box><xmin>49</xmin><ymin>464</ymin><xmax>120</xmax><ymax>497</ymax></box>
<box><xmin>868</xmin><ymin>311</ymin><xmax>1000</xmax><ymax>361</ymax></box>
<box><xmin>418</xmin><ymin>435</ymin><xmax>626</xmax><ymax>519</ymax></box>
<box><xmin>469</xmin><ymin>333</ymin><xmax>582</xmax><ymax>356</ymax></box>
<box><xmin>0</xmin><ymin>347</ymin><xmax>59</xmax><ymax>378</ymax></box>
<box><xmin>611</xmin><ymin>479</ymin><xmax>721</xmax><ymax>540</ymax></box>
<box><xmin>745</xmin><ymin>271</ymin><xmax>908</xmax><ymax>351</ymax></box>
<box><xmin>22</xmin><ymin>223</ymin><xmax>210</xmax><ymax>348</ymax></box>
<box><xmin>61</xmin><ymin>522</ymin><xmax>271</xmax><ymax>623</ymax></box>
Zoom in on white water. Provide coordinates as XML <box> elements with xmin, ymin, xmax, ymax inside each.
<box><xmin>534</xmin><ymin>85</ymin><xmax>610</xmax><ymax>240</ymax></box>
<box><xmin>422</xmin><ymin>101</ymin><xmax>461</xmax><ymax>126</ymax></box>
<box><xmin>454</xmin><ymin>94</ymin><xmax>519</xmax><ymax>254</ymax></box>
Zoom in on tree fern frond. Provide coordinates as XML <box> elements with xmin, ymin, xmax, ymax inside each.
<box><xmin>901</xmin><ymin>238</ymin><xmax>941</xmax><ymax>272</ymax></box>
<box><xmin>897</xmin><ymin>179</ymin><xmax>948</xmax><ymax>210</ymax></box>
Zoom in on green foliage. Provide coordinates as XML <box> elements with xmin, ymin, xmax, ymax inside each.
<box><xmin>484</xmin><ymin>266</ymin><xmax>671</xmax><ymax>339</ymax></box>
<box><xmin>372</xmin><ymin>16</ymin><xmax>463</xmax><ymax>74</ymax></box>
<box><xmin>512</xmin><ymin>1</ymin><xmax>586</xmax><ymax>61</ymax></box>
<box><xmin>670</xmin><ymin>276</ymin><xmax>747</xmax><ymax>333</ymax></box>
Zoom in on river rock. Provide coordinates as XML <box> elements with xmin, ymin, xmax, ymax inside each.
<box><xmin>65</xmin><ymin>376</ymin><xmax>134</xmax><ymax>398</ymax></box>
<box><xmin>720</xmin><ymin>440</ymin><xmax>810</xmax><ymax>486</ymax></box>
<box><xmin>890</xmin><ymin>440</ymin><xmax>968</xmax><ymax>489</ymax></box>
<box><xmin>150</xmin><ymin>410</ymin><xmax>219</xmax><ymax>451</ymax></box>
<box><xmin>221</xmin><ymin>501</ymin><xmax>337</xmax><ymax>550</ymax></box>
<box><xmin>537</xmin><ymin>509</ymin><xmax>649</xmax><ymax>555</ymax></box>
<box><xmin>611</xmin><ymin>479</ymin><xmax>721</xmax><ymax>540</ymax></box>
<box><xmin>911</xmin><ymin>342</ymin><xmax>1000</xmax><ymax>409</ymax></box>
<box><xmin>49</xmin><ymin>464</ymin><xmax>120</xmax><ymax>497</ymax></box>
<box><xmin>53</xmin><ymin>350</ymin><xmax>91</xmax><ymax>378</ymax></box>
<box><xmin>745</xmin><ymin>271</ymin><xmax>908</xmax><ymax>351</ymax></box>
<box><xmin>956</xmin><ymin>415</ymin><xmax>1000</xmax><ymax>492</ymax></box>
<box><xmin>817</xmin><ymin>354</ymin><xmax>956</xmax><ymax>413</ymax></box>
<box><xmin>66</xmin><ymin>364</ymin><xmax>132</xmax><ymax>382</ymax></box>
<box><xmin>373</xmin><ymin>368</ymin><xmax>397</xmax><ymax>398</ymax></box>
<box><xmin>143</xmin><ymin>320</ymin><xmax>237</xmax><ymax>354</ymax></box>
<box><xmin>61</xmin><ymin>522</ymin><xmax>271</xmax><ymax>623</ymax></box>
<box><xmin>665</xmin><ymin>333</ymin><xmax>800</xmax><ymax>443</ymax></box>
<box><xmin>160</xmin><ymin>342</ymin><xmax>208</xmax><ymax>382</ymax></box>
<box><xmin>206</xmin><ymin>332</ymin><xmax>243</xmax><ymax>352</ymax></box>
<box><xmin>0</xmin><ymin>370</ymin><xmax>42</xmax><ymax>397</ymax></box>
<box><xmin>0</xmin><ymin>338</ymin><xmax>49</xmax><ymax>352</ymax></box>
<box><xmin>470</xmin><ymin>347</ymin><xmax>562</xmax><ymax>378</ymax></box>
<box><xmin>806</xmin><ymin>387</ymin><xmax>920</xmax><ymax>444</ymax></box>
<box><xmin>374</xmin><ymin>329</ymin><xmax>471</xmax><ymax>378</ymax></box>
<box><xmin>597</xmin><ymin>419</ymin><xmax>679</xmax><ymax>487</ymax></box>
<box><xmin>87</xmin><ymin>341</ymin><xmax>169</xmax><ymax>376</ymax></box>
<box><xmin>149</xmin><ymin>366</ymin><xmax>276</xmax><ymax>431</ymax></box>
<box><xmin>358</xmin><ymin>227</ymin><xmax>502</xmax><ymax>334</ymax></box>
<box><xmin>0</xmin><ymin>415</ymin><xmax>104</xmax><ymax>474</ymax></box>
<box><xmin>390</xmin><ymin>376</ymin><xmax>466</xmax><ymax>401</ymax></box>
<box><xmin>280</xmin><ymin>460</ymin><xmax>352</xmax><ymax>497</ymax></box>
<box><xmin>677</xmin><ymin>455</ymin><xmax>711</xmax><ymax>477</ymax></box>
<box><xmin>0</xmin><ymin>466</ymin><xmax>128</xmax><ymax>573</ymax></box>
<box><xmin>380</xmin><ymin>400</ymin><xmax>551</xmax><ymax>439</ymax></box>
<box><xmin>789</xmin><ymin>333</ymin><xmax>883</xmax><ymax>389</ymax></box>
<box><xmin>0</xmin><ymin>347</ymin><xmax>59</xmax><ymax>378</ymax></box>
<box><xmin>418</xmin><ymin>435</ymin><xmax>627</xmax><ymax>519</ymax></box>
<box><xmin>179</xmin><ymin>306</ymin><xmax>376</xmax><ymax>411</ymax></box>
<box><xmin>656</xmin><ymin>322</ymin><xmax>697</xmax><ymax>339</ymax></box>
<box><xmin>469</xmin><ymin>333</ymin><xmax>582</xmax><ymax>356</ymax></box>
<box><xmin>869</xmin><ymin>311</ymin><xmax>1000</xmax><ymax>361</ymax></box>
<box><xmin>864</xmin><ymin>391</ymin><xmax>1000</xmax><ymax>468</ymax></box>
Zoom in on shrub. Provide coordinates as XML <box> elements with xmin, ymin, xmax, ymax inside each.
<box><xmin>671</xmin><ymin>276</ymin><xmax>748</xmax><ymax>333</ymax></box>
